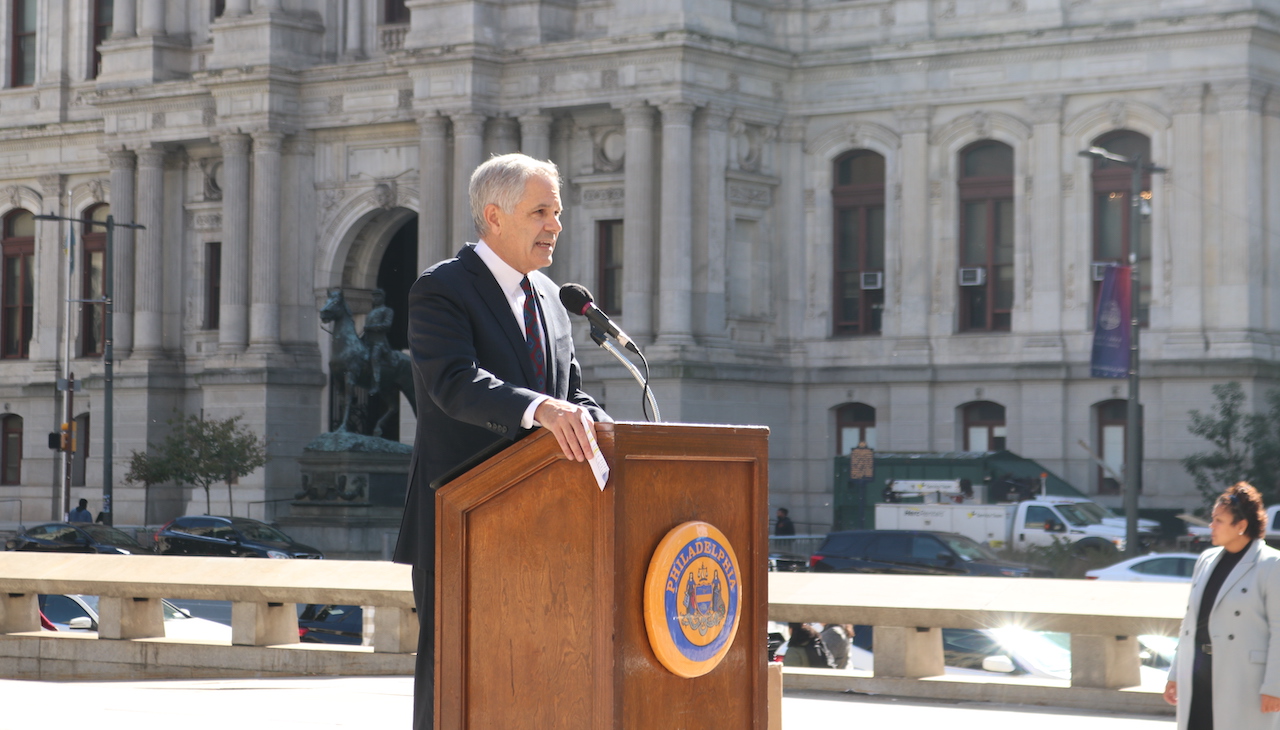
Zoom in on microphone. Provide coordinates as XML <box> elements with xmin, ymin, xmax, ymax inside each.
<box><xmin>559</xmin><ymin>284</ymin><xmax>641</xmax><ymax>354</ymax></box>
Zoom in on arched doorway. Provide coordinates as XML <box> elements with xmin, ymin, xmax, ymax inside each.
<box><xmin>327</xmin><ymin>213</ymin><xmax>418</xmax><ymax>440</ymax></box>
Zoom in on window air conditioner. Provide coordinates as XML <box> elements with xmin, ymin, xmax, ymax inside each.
<box><xmin>958</xmin><ymin>267</ymin><xmax>986</xmax><ymax>287</ymax></box>
<box><xmin>860</xmin><ymin>271</ymin><xmax>884</xmax><ymax>290</ymax></box>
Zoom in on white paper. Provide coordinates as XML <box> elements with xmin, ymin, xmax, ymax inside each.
<box><xmin>587</xmin><ymin>427</ymin><xmax>609</xmax><ymax>490</ymax></box>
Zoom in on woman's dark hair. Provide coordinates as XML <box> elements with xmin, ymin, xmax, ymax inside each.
<box><xmin>1216</xmin><ymin>482</ymin><xmax>1268</xmax><ymax>539</ymax></box>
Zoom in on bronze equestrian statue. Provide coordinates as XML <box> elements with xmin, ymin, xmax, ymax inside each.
<box><xmin>319</xmin><ymin>287</ymin><xmax>416</xmax><ymax>438</ymax></box>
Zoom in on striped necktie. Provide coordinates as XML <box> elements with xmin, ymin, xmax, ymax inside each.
<box><xmin>520</xmin><ymin>276</ymin><xmax>547</xmax><ymax>393</ymax></box>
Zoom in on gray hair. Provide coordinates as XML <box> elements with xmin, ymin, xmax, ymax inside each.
<box><xmin>469</xmin><ymin>153</ymin><xmax>561</xmax><ymax>237</ymax></box>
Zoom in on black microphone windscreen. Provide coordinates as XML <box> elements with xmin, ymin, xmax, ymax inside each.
<box><xmin>559</xmin><ymin>283</ymin><xmax>594</xmax><ymax>315</ymax></box>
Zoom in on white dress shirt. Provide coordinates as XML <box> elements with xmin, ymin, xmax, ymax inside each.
<box><xmin>473</xmin><ymin>240</ymin><xmax>549</xmax><ymax>428</ymax></box>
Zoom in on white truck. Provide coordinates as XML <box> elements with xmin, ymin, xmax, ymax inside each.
<box><xmin>874</xmin><ymin>498</ymin><xmax>1130</xmax><ymax>553</ymax></box>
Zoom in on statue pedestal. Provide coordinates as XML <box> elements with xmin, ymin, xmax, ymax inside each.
<box><xmin>277</xmin><ymin>432</ymin><xmax>413</xmax><ymax>559</ymax></box>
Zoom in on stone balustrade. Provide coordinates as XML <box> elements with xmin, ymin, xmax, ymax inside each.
<box><xmin>0</xmin><ymin>552</ymin><xmax>416</xmax><ymax>679</ymax></box>
<box><xmin>0</xmin><ymin>551</ymin><xmax>1188</xmax><ymax>716</ymax></box>
<box><xmin>770</xmin><ymin>572</ymin><xmax>1186</xmax><ymax>715</ymax></box>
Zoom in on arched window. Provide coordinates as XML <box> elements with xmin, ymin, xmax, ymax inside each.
<box><xmin>2</xmin><ymin>210</ymin><xmax>35</xmax><ymax>359</ymax></box>
<box><xmin>1095</xmin><ymin>399</ymin><xmax>1126</xmax><ymax>496</ymax></box>
<box><xmin>836</xmin><ymin>403</ymin><xmax>876</xmax><ymax>454</ymax></box>
<box><xmin>82</xmin><ymin>204</ymin><xmax>109</xmax><ymax>356</ymax></box>
<box><xmin>832</xmin><ymin>150</ymin><xmax>885</xmax><ymax>336</ymax></box>
<box><xmin>957</xmin><ymin>141</ymin><xmax>1014</xmax><ymax>332</ymax></box>
<box><xmin>1090</xmin><ymin>130</ymin><xmax>1152</xmax><ymax>327</ymax></box>
<box><xmin>961</xmin><ymin>401</ymin><xmax>1006</xmax><ymax>451</ymax></box>
<box><xmin>1</xmin><ymin>414</ymin><xmax>22</xmax><ymax>485</ymax></box>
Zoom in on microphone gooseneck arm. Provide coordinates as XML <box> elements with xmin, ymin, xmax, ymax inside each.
<box><xmin>590</xmin><ymin>325</ymin><xmax>660</xmax><ymax>422</ymax></box>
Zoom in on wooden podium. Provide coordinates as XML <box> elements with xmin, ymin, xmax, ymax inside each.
<box><xmin>435</xmin><ymin>422</ymin><xmax>769</xmax><ymax>729</ymax></box>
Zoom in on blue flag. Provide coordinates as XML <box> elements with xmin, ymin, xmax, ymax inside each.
<box><xmin>1090</xmin><ymin>265</ymin><xmax>1130</xmax><ymax>379</ymax></box>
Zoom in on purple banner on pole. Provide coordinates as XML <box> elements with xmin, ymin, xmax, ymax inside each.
<box><xmin>1090</xmin><ymin>265</ymin><xmax>1131</xmax><ymax>379</ymax></box>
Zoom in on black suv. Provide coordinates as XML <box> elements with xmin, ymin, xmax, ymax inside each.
<box><xmin>154</xmin><ymin>516</ymin><xmax>324</xmax><ymax>559</ymax></box>
<box><xmin>808</xmin><ymin>530</ymin><xmax>1044</xmax><ymax>577</ymax></box>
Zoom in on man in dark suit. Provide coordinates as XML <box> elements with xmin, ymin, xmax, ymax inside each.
<box><xmin>393</xmin><ymin>153</ymin><xmax>610</xmax><ymax>729</ymax></box>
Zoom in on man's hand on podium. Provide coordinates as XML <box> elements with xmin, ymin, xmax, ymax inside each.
<box><xmin>535</xmin><ymin>399</ymin><xmax>596</xmax><ymax>462</ymax></box>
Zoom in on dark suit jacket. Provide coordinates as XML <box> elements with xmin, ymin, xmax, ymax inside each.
<box><xmin>393</xmin><ymin>244</ymin><xmax>609</xmax><ymax>570</ymax></box>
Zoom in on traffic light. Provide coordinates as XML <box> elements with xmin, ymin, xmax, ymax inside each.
<box><xmin>58</xmin><ymin>422</ymin><xmax>74</xmax><ymax>453</ymax></box>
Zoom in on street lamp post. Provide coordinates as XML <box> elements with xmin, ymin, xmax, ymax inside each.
<box><xmin>1078</xmin><ymin>146</ymin><xmax>1165</xmax><ymax>558</ymax></box>
<box><xmin>35</xmin><ymin>210</ymin><xmax>143</xmax><ymax>527</ymax></box>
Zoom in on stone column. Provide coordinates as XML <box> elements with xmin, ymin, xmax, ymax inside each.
<box><xmin>778</xmin><ymin>120</ymin><xmax>809</xmax><ymax>339</ymax></box>
<box><xmin>33</xmin><ymin>174</ymin><xmax>64</xmax><ymax>362</ymax></box>
<box><xmin>219</xmin><ymin>133</ymin><xmax>251</xmax><ymax>352</ymax></box>
<box><xmin>418</xmin><ymin>114</ymin><xmax>450</xmax><ymax>267</ymax></box>
<box><xmin>1213</xmin><ymin>80</ymin><xmax>1266</xmax><ymax>332</ymax></box>
<box><xmin>1165</xmin><ymin>84</ymin><xmax>1206</xmax><ymax>339</ymax></box>
<box><xmin>1026</xmin><ymin>94</ymin><xmax>1064</xmax><ymax>338</ymax></box>
<box><xmin>280</xmin><ymin>133</ymin><xmax>315</xmax><ymax>345</ymax></box>
<box><xmin>451</xmin><ymin>112</ymin><xmax>486</xmax><ymax>245</ymax></box>
<box><xmin>518</xmin><ymin>113</ymin><xmax>551</xmax><ymax>162</ymax></box>
<box><xmin>490</xmin><ymin>116</ymin><xmax>520</xmax><ymax>155</ymax></box>
<box><xmin>344</xmin><ymin>0</ymin><xmax>364</xmax><ymax>59</ymax></box>
<box><xmin>893</xmin><ymin>105</ymin><xmax>931</xmax><ymax>347</ymax></box>
<box><xmin>621</xmin><ymin>102</ymin><xmax>655</xmax><ymax>341</ymax></box>
<box><xmin>697</xmin><ymin>106</ymin><xmax>730</xmax><ymax>338</ymax></box>
<box><xmin>139</xmin><ymin>0</ymin><xmax>165</xmax><ymax>36</ymax></box>
<box><xmin>107</xmin><ymin>148</ymin><xmax>137</xmax><ymax>358</ymax></box>
<box><xmin>260</xmin><ymin>0</ymin><xmax>283</xmax><ymax>12</ymax></box>
<box><xmin>112</xmin><ymin>0</ymin><xmax>137</xmax><ymax>38</ymax></box>
<box><xmin>657</xmin><ymin>101</ymin><xmax>696</xmax><ymax>346</ymax></box>
<box><xmin>250</xmin><ymin>130</ymin><xmax>284</xmax><ymax>352</ymax></box>
<box><xmin>133</xmin><ymin>146</ymin><xmax>166</xmax><ymax>356</ymax></box>
<box><xmin>224</xmin><ymin>0</ymin><xmax>251</xmax><ymax>18</ymax></box>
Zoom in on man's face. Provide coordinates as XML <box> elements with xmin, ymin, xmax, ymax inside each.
<box><xmin>484</xmin><ymin>174</ymin><xmax>562</xmax><ymax>274</ymax></box>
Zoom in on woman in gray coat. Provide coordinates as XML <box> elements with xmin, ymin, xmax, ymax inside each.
<box><xmin>1165</xmin><ymin>482</ymin><xmax>1280</xmax><ymax>730</ymax></box>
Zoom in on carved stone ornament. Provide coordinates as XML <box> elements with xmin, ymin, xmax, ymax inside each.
<box><xmin>193</xmin><ymin>213</ymin><xmax>222</xmax><ymax>231</ymax></box>
<box><xmin>373</xmin><ymin>180</ymin><xmax>397</xmax><ymax>210</ymax></box>
<box><xmin>87</xmin><ymin>178</ymin><xmax>107</xmax><ymax>203</ymax></box>
<box><xmin>4</xmin><ymin>186</ymin><xmax>21</xmax><ymax>208</ymax></box>
<box><xmin>201</xmin><ymin>159</ymin><xmax>223</xmax><ymax>201</ymax></box>
<box><xmin>593</xmin><ymin>128</ymin><xmax>625</xmax><ymax>173</ymax></box>
<box><xmin>37</xmin><ymin>173</ymin><xmax>63</xmax><ymax>198</ymax></box>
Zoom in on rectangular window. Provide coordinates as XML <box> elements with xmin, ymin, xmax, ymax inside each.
<box><xmin>12</xmin><ymin>0</ymin><xmax>37</xmax><ymax>88</ymax></box>
<box><xmin>2</xmin><ymin>248</ymin><xmax>33</xmax><ymax>358</ymax></box>
<box><xmin>82</xmin><ymin>244</ymin><xmax>106</xmax><ymax>356</ymax></box>
<box><xmin>958</xmin><ymin>197</ymin><xmax>1014</xmax><ymax>332</ymax></box>
<box><xmin>71</xmin><ymin>414</ymin><xmax>89</xmax><ymax>487</ymax></box>
<box><xmin>833</xmin><ymin>204</ymin><xmax>884</xmax><ymax>335</ymax></box>
<box><xmin>90</xmin><ymin>0</ymin><xmax>114</xmax><ymax>80</ymax></box>
<box><xmin>1</xmin><ymin>416</ymin><xmax>21</xmax><ymax>485</ymax></box>
<box><xmin>595</xmin><ymin>221</ymin><xmax>622</xmax><ymax>315</ymax></box>
<box><xmin>205</xmin><ymin>241</ymin><xmax>221</xmax><ymax>330</ymax></box>
<box><xmin>385</xmin><ymin>0</ymin><xmax>410</xmax><ymax>23</ymax></box>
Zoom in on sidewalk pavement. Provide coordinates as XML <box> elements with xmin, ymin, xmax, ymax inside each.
<box><xmin>0</xmin><ymin>676</ymin><xmax>1174</xmax><ymax>730</ymax></box>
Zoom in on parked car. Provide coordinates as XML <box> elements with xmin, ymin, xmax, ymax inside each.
<box><xmin>808</xmin><ymin>529</ymin><xmax>1048</xmax><ymax>577</ymax></box>
<box><xmin>298</xmin><ymin>604</ymin><xmax>363</xmax><ymax>645</ymax></box>
<box><xmin>38</xmin><ymin>593</ymin><xmax>232</xmax><ymax>641</ymax></box>
<box><xmin>154</xmin><ymin>515</ymin><xmax>324</xmax><ymax>559</ymax></box>
<box><xmin>6</xmin><ymin>522</ymin><xmax>152</xmax><ymax>555</ymax></box>
<box><xmin>1084</xmin><ymin>552</ymin><xmax>1197</xmax><ymax>582</ymax></box>
<box><xmin>768</xmin><ymin>551</ymin><xmax>809</xmax><ymax>572</ymax></box>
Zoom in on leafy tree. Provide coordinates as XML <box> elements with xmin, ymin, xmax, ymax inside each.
<box><xmin>124</xmin><ymin>414</ymin><xmax>268</xmax><ymax>515</ymax></box>
<box><xmin>1182</xmin><ymin>382</ymin><xmax>1280</xmax><ymax>510</ymax></box>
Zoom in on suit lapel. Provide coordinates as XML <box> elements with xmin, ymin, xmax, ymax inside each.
<box><xmin>458</xmin><ymin>246</ymin><xmax>538</xmax><ymax>388</ymax></box>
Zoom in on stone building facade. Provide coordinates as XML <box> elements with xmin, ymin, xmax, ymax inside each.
<box><xmin>0</xmin><ymin>0</ymin><xmax>1273</xmax><ymax>529</ymax></box>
